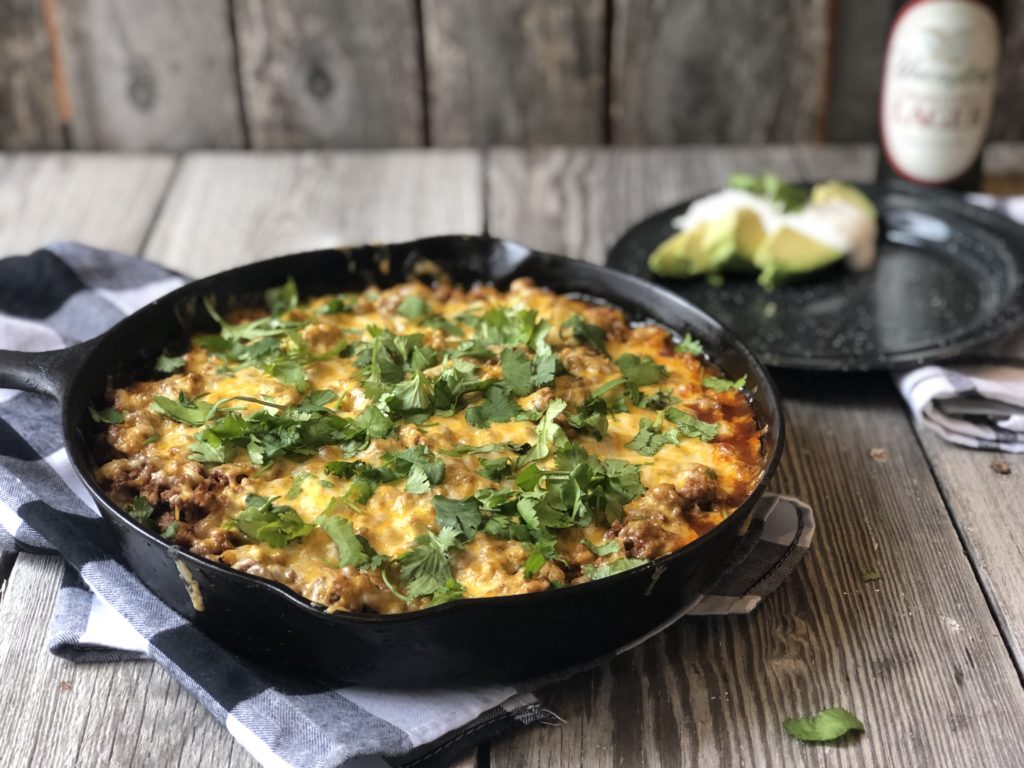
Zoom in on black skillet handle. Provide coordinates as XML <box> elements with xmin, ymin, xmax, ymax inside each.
<box><xmin>0</xmin><ymin>340</ymin><xmax>98</xmax><ymax>400</ymax></box>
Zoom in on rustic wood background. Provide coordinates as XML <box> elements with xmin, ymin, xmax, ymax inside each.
<box><xmin>0</xmin><ymin>0</ymin><xmax>1022</xmax><ymax>150</ymax></box>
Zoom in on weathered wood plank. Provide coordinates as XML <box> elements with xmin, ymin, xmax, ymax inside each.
<box><xmin>143</xmin><ymin>149</ymin><xmax>483</xmax><ymax>275</ymax></box>
<box><xmin>0</xmin><ymin>154</ymin><xmax>176</xmax><ymax>254</ymax></box>
<box><xmin>0</xmin><ymin>153</ymin><xmax>176</xmax><ymax>254</ymax></box>
<box><xmin>0</xmin><ymin>0</ymin><xmax>64</xmax><ymax>149</ymax></box>
<box><xmin>0</xmin><ymin>555</ymin><xmax>258</xmax><ymax>768</ymax></box>
<box><xmin>915</xmin><ymin>430</ymin><xmax>1024</xmax><ymax>668</ymax></box>
<box><xmin>486</xmin><ymin>147</ymin><xmax>1024</xmax><ymax>767</ymax></box>
<box><xmin>609</xmin><ymin>0</ymin><xmax>830</xmax><ymax>143</ymax></box>
<box><xmin>234</xmin><ymin>0</ymin><xmax>424</xmax><ymax>148</ymax></box>
<box><xmin>421</xmin><ymin>0</ymin><xmax>606</xmax><ymax>145</ymax></box>
<box><xmin>54</xmin><ymin>0</ymin><xmax>244</xmax><ymax>150</ymax></box>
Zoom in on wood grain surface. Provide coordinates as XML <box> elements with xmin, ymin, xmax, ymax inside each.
<box><xmin>142</xmin><ymin>149</ymin><xmax>483</xmax><ymax>275</ymax></box>
<box><xmin>0</xmin><ymin>0</ymin><xmax>63</xmax><ymax>149</ymax></box>
<box><xmin>609</xmin><ymin>0</ymin><xmax>830</xmax><ymax>143</ymax></box>
<box><xmin>234</xmin><ymin>0</ymin><xmax>424</xmax><ymax>148</ymax></box>
<box><xmin>422</xmin><ymin>0</ymin><xmax>606</xmax><ymax>145</ymax></box>
<box><xmin>54</xmin><ymin>0</ymin><xmax>245</xmax><ymax>150</ymax></box>
<box><xmin>486</xmin><ymin>146</ymin><xmax>1024</xmax><ymax>767</ymax></box>
<box><xmin>0</xmin><ymin>153</ymin><xmax>176</xmax><ymax>253</ymax></box>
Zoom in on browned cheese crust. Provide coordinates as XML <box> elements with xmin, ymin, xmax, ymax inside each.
<box><xmin>93</xmin><ymin>276</ymin><xmax>764</xmax><ymax>613</ymax></box>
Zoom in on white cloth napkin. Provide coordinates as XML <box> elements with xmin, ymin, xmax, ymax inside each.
<box><xmin>896</xmin><ymin>193</ymin><xmax>1024</xmax><ymax>452</ymax></box>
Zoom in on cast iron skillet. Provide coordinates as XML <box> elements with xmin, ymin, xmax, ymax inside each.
<box><xmin>0</xmin><ymin>236</ymin><xmax>783</xmax><ymax>687</ymax></box>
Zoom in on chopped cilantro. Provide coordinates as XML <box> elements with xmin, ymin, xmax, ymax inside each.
<box><xmin>518</xmin><ymin>399</ymin><xmax>567</xmax><ymax>465</ymax></box>
<box><xmin>161</xmin><ymin>522</ymin><xmax>180</xmax><ymax>540</ymax></box>
<box><xmin>626</xmin><ymin>414</ymin><xmax>678</xmax><ymax>456</ymax></box>
<box><xmin>315</xmin><ymin>513</ymin><xmax>373</xmax><ymax>568</ymax></box>
<box><xmin>396</xmin><ymin>295</ymin><xmax>430</xmax><ymax>320</ymax></box>
<box><xmin>465</xmin><ymin>385</ymin><xmax>523</xmax><ymax>428</ymax></box>
<box><xmin>234</xmin><ymin>494</ymin><xmax>313</xmax><ymax>548</ymax></box>
<box><xmin>264</xmin><ymin>276</ymin><xmax>300</xmax><ymax>315</ymax></box>
<box><xmin>150</xmin><ymin>393</ymin><xmax>213</xmax><ymax>426</ymax></box>
<box><xmin>154</xmin><ymin>353</ymin><xmax>186</xmax><ymax>373</ymax></box>
<box><xmin>398</xmin><ymin>526</ymin><xmax>462</xmax><ymax>599</ymax></box>
<box><xmin>783</xmin><ymin>707</ymin><xmax>864</xmax><ymax>743</ymax></box>
<box><xmin>477</xmin><ymin>456</ymin><xmax>514</xmax><ymax>482</ymax></box>
<box><xmin>665</xmin><ymin>407</ymin><xmax>719</xmax><ymax>442</ymax></box>
<box><xmin>89</xmin><ymin>405</ymin><xmax>124</xmax><ymax>425</ymax></box>
<box><xmin>285</xmin><ymin>471</ymin><xmax>311</xmax><ymax>500</ymax></box>
<box><xmin>124</xmin><ymin>496</ymin><xmax>153</xmax><ymax>523</ymax></box>
<box><xmin>674</xmin><ymin>333</ymin><xmax>704</xmax><ymax>356</ymax></box>
<box><xmin>438</xmin><ymin>441</ymin><xmax>530</xmax><ymax>456</ymax></box>
<box><xmin>616</xmin><ymin>354</ymin><xmax>667</xmax><ymax>387</ymax></box>
<box><xmin>583</xmin><ymin>557</ymin><xmax>648</xmax><ymax>580</ymax></box>
<box><xmin>561</xmin><ymin>314</ymin><xmax>607</xmax><ymax>354</ymax></box>
<box><xmin>422</xmin><ymin>315</ymin><xmax>463</xmax><ymax>337</ymax></box>
<box><xmin>432</xmin><ymin>496</ymin><xmax>482</xmax><ymax>539</ymax></box>
<box><xmin>583</xmin><ymin>539</ymin><xmax>621</xmax><ymax>557</ymax></box>
<box><xmin>703</xmin><ymin>374</ymin><xmax>747</xmax><ymax>392</ymax></box>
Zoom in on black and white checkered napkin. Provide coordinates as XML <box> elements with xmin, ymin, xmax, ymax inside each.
<box><xmin>0</xmin><ymin>243</ymin><xmax>815</xmax><ymax>768</ymax></box>
<box><xmin>895</xmin><ymin>193</ymin><xmax>1024</xmax><ymax>452</ymax></box>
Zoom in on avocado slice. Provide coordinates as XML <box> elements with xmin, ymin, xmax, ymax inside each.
<box><xmin>752</xmin><ymin>226</ymin><xmax>844</xmax><ymax>288</ymax></box>
<box><xmin>810</xmin><ymin>181</ymin><xmax>877</xmax><ymax>218</ymax></box>
<box><xmin>648</xmin><ymin>212</ymin><xmax>741</xmax><ymax>278</ymax></box>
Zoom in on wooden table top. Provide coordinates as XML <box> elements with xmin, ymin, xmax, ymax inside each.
<box><xmin>1</xmin><ymin>145</ymin><xmax>1023</xmax><ymax>768</ymax></box>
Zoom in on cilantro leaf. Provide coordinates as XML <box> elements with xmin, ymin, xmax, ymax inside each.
<box><xmin>315</xmin><ymin>513</ymin><xmax>372</xmax><ymax>568</ymax></box>
<box><xmin>382</xmin><ymin>445</ymin><xmax>446</xmax><ymax>488</ymax></box>
<box><xmin>477</xmin><ymin>456</ymin><xmax>514</xmax><ymax>482</ymax></box>
<box><xmin>665</xmin><ymin>407</ymin><xmax>719</xmax><ymax>442</ymax></box>
<box><xmin>584</xmin><ymin>539</ymin><xmax>621</xmax><ymax>557</ymax></box>
<box><xmin>403</xmin><ymin>465</ymin><xmax>431</xmax><ymax>494</ymax></box>
<box><xmin>398</xmin><ymin>527</ymin><xmax>462</xmax><ymax>598</ymax></box>
<box><xmin>235</xmin><ymin>494</ymin><xmax>313</xmax><ymax>547</ymax></box>
<box><xmin>265</xmin><ymin>276</ymin><xmax>300</xmax><ymax>315</ymax></box>
<box><xmin>625</xmin><ymin>414</ymin><xmax>678</xmax><ymax>456</ymax></box>
<box><xmin>438</xmin><ymin>442</ymin><xmax>530</xmax><ymax>456</ymax></box>
<box><xmin>675</xmin><ymin>333</ymin><xmax>704</xmax><ymax>356</ymax></box>
<box><xmin>616</xmin><ymin>354</ymin><xmax>667</xmax><ymax>387</ymax></box>
<box><xmin>583</xmin><ymin>557</ymin><xmax>648</xmax><ymax>580</ymax></box>
<box><xmin>124</xmin><ymin>496</ymin><xmax>153</xmax><ymax>522</ymax></box>
<box><xmin>783</xmin><ymin>707</ymin><xmax>865</xmax><ymax>743</ymax></box>
<box><xmin>519</xmin><ymin>398</ymin><xmax>567</xmax><ymax>466</ymax></box>
<box><xmin>500</xmin><ymin>348</ymin><xmax>535</xmax><ymax>396</ymax></box>
<box><xmin>162</xmin><ymin>521</ymin><xmax>180</xmax><ymax>540</ymax></box>
<box><xmin>154</xmin><ymin>353</ymin><xmax>186</xmax><ymax>373</ymax></box>
<box><xmin>428</xmin><ymin>577</ymin><xmax>466</xmax><ymax>605</ymax></box>
<box><xmin>396</xmin><ymin>295</ymin><xmax>430</xmax><ymax>320</ymax></box>
<box><xmin>422</xmin><ymin>315</ymin><xmax>464</xmax><ymax>337</ymax></box>
<box><xmin>285</xmin><ymin>471</ymin><xmax>311</xmax><ymax>500</ymax></box>
<box><xmin>465</xmin><ymin>385</ymin><xmax>523</xmax><ymax>428</ymax></box>
<box><xmin>432</xmin><ymin>496</ymin><xmax>482</xmax><ymax>539</ymax></box>
<box><xmin>89</xmin><ymin>405</ymin><xmax>124</xmax><ymax>425</ymax></box>
<box><xmin>703</xmin><ymin>374</ymin><xmax>747</xmax><ymax>392</ymax></box>
<box><xmin>561</xmin><ymin>314</ymin><xmax>607</xmax><ymax>354</ymax></box>
<box><xmin>315</xmin><ymin>294</ymin><xmax>356</xmax><ymax>314</ymax></box>
<box><xmin>150</xmin><ymin>393</ymin><xmax>213</xmax><ymax>426</ymax></box>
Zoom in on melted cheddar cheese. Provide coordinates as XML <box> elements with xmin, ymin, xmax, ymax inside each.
<box><xmin>94</xmin><ymin>277</ymin><xmax>765</xmax><ymax>614</ymax></box>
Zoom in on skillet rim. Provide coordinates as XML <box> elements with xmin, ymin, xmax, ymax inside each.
<box><xmin>65</xmin><ymin>235</ymin><xmax>785</xmax><ymax>625</ymax></box>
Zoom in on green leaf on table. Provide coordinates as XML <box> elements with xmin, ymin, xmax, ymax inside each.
<box><xmin>782</xmin><ymin>707</ymin><xmax>865</xmax><ymax>743</ymax></box>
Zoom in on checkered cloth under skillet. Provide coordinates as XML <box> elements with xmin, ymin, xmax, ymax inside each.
<box><xmin>0</xmin><ymin>243</ymin><xmax>814</xmax><ymax>768</ymax></box>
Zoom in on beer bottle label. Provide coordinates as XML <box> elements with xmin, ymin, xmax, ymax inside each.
<box><xmin>880</xmin><ymin>0</ymin><xmax>1000</xmax><ymax>184</ymax></box>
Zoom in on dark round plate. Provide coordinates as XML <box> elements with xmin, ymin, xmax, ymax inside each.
<box><xmin>607</xmin><ymin>182</ymin><xmax>1024</xmax><ymax>371</ymax></box>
